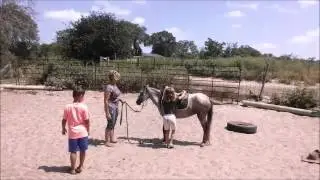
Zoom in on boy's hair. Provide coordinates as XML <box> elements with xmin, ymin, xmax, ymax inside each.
<box><xmin>73</xmin><ymin>86</ymin><xmax>86</xmax><ymax>98</ymax></box>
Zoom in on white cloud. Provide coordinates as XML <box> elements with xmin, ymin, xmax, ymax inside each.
<box><xmin>44</xmin><ymin>9</ymin><xmax>88</xmax><ymax>21</ymax></box>
<box><xmin>226</xmin><ymin>2</ymin><xmax>259</xmax><ymax>10</ymax></box>
<box><xmin>231</xmin><ymin>24</ymin><xmax>242</xmax><ymax>28</ymax></box>
<box><xmin>297</xmin><ymin>0</ymin><xmax>319</xmax><ymax>8</ymax></box>
<box><xmin>91</xmin><ymin>1</ymin><xmax>131</xmax><ymax>16</ymax></box>
<box><xmin>290</xmin><ymin>28</ymin><xmax>319</xmax><ymax>44</ymax></box>
<box><xmin>165</xmin><ymin>27</ymin><xmax>188</xmax><ymax>41</ymax></box>
<box><xmin>269</xmin><ymin>4</ymin><xmax>297</xmax><ymax>14</ymax></box>
<box><xmin>132</xmin><ymin>0</ymin><xmax>146</xmax><ymax>5</ymax></box>
<box><xmin>225</xmin><ymin>10</ymin><xmax>245</xmax><ymax>18</ymax></box>
<box><xmin>132</xmin><ymin>17</ymin><xmax>145</xmax><ymax>25</ymax></box>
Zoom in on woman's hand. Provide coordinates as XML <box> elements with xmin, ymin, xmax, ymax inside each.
<box><xmin>106</xmin><ymin>113</ymin><xmax>111</xmax><ymax>120</ymax></box>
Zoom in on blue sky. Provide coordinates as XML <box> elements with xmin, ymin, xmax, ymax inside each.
<box><xmin>35</xmin><ymin>0</ymin><xmax>319</xmax><ymax>59</ymax></box>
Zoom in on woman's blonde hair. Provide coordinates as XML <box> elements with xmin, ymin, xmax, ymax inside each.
<box><xmin>107</xmin><ymin>70</ymin><xmax>121</xmax><ymax>82</ymax></box>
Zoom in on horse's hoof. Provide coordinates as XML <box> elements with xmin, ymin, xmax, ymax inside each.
<box><xmin>200</xmin><ymin>143</ymin><xmax>205</xmax><ymax>147</ymax></box>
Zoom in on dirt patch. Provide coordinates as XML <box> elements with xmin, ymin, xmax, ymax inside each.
<box><xmin>1</xmin><ymin>90</ymin><xmax>319</xmax><ymax>179</ymax></box>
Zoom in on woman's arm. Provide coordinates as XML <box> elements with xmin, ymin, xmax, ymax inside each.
<box><xmin>104</xmin><ymin>91</ymin><xmax>111</xmax><ymax>119</ymax></box>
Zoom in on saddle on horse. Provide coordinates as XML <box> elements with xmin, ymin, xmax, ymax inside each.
<box><xmin>176</xmin><ymin>92</ymin><xmax>189</xmax><ymax>109</ymax></box>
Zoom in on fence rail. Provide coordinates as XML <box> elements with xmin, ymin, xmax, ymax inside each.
<box><xmin>3</xmin><ymin>58</ymin><xmax>249</xmax><ymax>102</ymax></box>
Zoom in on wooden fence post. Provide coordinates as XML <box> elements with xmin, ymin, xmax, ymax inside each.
<box><xmin>258</xmin><ymin>63</ymin><xmax>269</xmax><ymax>101</ymax></box>
<box><xmin>211</xmin><ymin>65</ymin><xmax>215</xmax><ymax>98</ymax></box>
<box><xmin>237</xmin><ymin>66</ymin><xmax>242</xmax><ymax>104</ymax></box>
<box><xmin>187</xmin><ymin>71</ymin><xmax>190</xmax><ymax>92</ymax></box>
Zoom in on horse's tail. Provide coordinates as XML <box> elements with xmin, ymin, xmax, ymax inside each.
<box><xmin>206</xmin><ymin>101</ymin><xmax>214</xmax><ymax>139</ymax></box>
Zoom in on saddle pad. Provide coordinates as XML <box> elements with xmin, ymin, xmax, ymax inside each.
<box><xmin>176</xmin><ymin>93</ymin><xmax>189</xmax><ymax>109</ymax></box>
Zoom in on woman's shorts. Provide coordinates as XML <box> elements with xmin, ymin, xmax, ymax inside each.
<box><xmin>106</xmin><ymin>107</ymin><xmax>118</xmax><ymax>130</ymax></box>
<box><xmin>68</xmin><ymin>136</ymin><xmax>88</xmax><ymax>153</ymax></box>
<box><xmin>163</xmin><ymin>114</ymin><xmax>176</xmax><ymax>130</ymax></box>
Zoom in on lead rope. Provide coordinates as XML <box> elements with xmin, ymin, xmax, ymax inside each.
<box><xmin>120</xmin><ymin>101</ymin><xmax>145</xmax><ymax>144</ymax></box>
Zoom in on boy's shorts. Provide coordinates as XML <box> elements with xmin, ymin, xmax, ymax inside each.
<box><xmin>163</xmin><ymin>114</ymin><xmax>176</xmax><ymax>130</ymax></box>
<box><xmin>68</xmin><ymin>136</ymin><xmax>88</xmax><ymax>153</ymax></box>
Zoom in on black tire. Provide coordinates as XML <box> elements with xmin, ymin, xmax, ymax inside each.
<box><xmin>226</xmin><ymin>121</ymin><xmax>257</xmax><ymax>134</ymax></box>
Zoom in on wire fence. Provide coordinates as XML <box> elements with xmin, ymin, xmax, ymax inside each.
<box><xmin>4</xmin><ymin>58</ymin><xmax>247</xmax><ymax>103</ymax></box>
<box><xmin>2</xmin><ymin>58</ymin><xmax>319</xmax><ymax>109</ymax></box>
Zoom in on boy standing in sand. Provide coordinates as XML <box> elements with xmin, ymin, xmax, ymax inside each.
<box><xmin>161</xmin><ymin>86</ymin><xmax>186</xmax><ymax>148</ymax></box>
<box><xmin>61</xmin><ymin>86</ymin><xmax>90</xmax><ymax>174</ymax></box>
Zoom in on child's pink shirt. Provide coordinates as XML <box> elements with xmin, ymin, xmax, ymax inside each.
<box><xmin>63</xmin><ymin>102</ymin><xmax>90</xmax><ymax>139</ymax></box>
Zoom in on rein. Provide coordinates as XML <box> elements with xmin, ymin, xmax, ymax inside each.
<box><xmin>119</xmin><ymin>101</ymin><xmax>145</xmax><ymax>144</ymax></box>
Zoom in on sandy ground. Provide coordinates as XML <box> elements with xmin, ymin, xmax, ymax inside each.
<box><xmin>1</xmin><ymin>89</ymin><xmax>319</xmax><ymax>179</ymax></box>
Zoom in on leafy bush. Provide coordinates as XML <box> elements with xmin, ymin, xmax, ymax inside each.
<box><xmin>282</xmin><ymin>88</ymin><xmax>317</xmax><ymax>109</ymax></box>
<box><xmin>270</xmin><ymin>93</ymin><xmax>281</xmax><ymax>105</ymax></box>
<box><xmin>271</xmin><ymin>88</ymin><xmax>318</xmax><ymax>109</ymax></box>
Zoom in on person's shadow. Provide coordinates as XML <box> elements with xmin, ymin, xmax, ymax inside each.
<box><xmin>38</xmin><ymin>165</ymin><xmax>71</xmax><ymax>174</ymax></box>
<box><xmin>88</xmin><ymin>138</ymin><xmax>105</xmax><ymax>146</ymax></box>
<box><xmin>118</xmin><ymin>136</ymin><xmax>199</xmax><ymax>149</ymax></box>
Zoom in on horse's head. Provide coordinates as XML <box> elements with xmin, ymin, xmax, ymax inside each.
<box><xmin>136</xmin><ymin>85</ymin><xmax>149</xmax><ymax>105</ymax></box>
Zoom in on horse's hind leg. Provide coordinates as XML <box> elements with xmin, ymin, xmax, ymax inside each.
<box><xmin>197</xmin><ymin>113</ymin><xmax>207</xmax><ymax>147</ymax></box>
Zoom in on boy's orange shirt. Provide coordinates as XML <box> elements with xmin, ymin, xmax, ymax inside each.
<box><xmin>63</xmin><ymin>102</ymin><xmax>90</xmax><ymax>139</ymax></box>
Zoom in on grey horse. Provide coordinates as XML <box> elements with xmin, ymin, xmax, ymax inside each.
<box><xmin>136</xmin><ymin>85</ymin><xmax>213</xmax><ymax>147</ymax></box>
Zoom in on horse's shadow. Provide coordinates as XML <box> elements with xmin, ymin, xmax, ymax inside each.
<box><xmin>38</xmin><ymin>165</ymin><xmax>70</xmax><ymax>174</ymax></box>
<box><xmin>118</xmin><ymin>136</ymin><xmax>199</xmax><ymax>149</ymax></box>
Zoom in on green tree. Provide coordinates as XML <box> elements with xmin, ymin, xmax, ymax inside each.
<box><xmin>174</xmin><ymin>40</ymin><xmax>199</xmax><ymax>58</ymax></box>
<box><xmin>0</xmin><ymin>0</ymin><xmax>39</xmax><ymax>65</ymax></box>
<box><xmin>203</xmin><ymin>38</ymin><xmax>225</xmax><ymax>58</ymax></box>
<box><xmin>146</xmin><ymin>31</ymin><xmax>176</xmax><ymax>57</ymax></box>
<box><xmin>117</xmin><ymin>20</ymin><xmax>149</xmax><ymax>56</ymax></box>
<box><xmin>37</xmin><ymin>43</ymin><xmax>60</xmax><ymax>59</ymax></box>
<box><xmin>236</xmin><ymin>45</ymin><xmax>261</xmax><ymax>57</ymax></box>
<box><xmin>56</xmin><ymin>12</ymin><xmax>148</xmax><ymax>61</ymax></box>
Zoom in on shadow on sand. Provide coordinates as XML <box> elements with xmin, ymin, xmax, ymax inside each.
<box><xmin>38</xmin><ymin>165</ymin><xmax>71</xmax><ymax>174</ymax></box>
<box><xmin>118</xmin><ymin>136</ymin><xmax>199</xmax><ymax>149</ymax></box>
<box><xmin>88</xmin><ymin>138</ymin><xmax>105</xmax><ymax>146</ymax></box>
